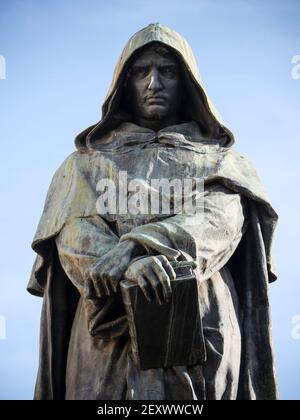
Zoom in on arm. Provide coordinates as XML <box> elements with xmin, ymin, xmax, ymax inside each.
<box><xmin>55</xmin><ymin>215</ymin><xmax>144</xmax><ymax>298</ymax></box>
<box><xmin>120</xmin><ymin>183</ymin><xmax>246</xmax><ymax>281</ymax></box>
<box><xmin>55</xmin><ymin>215</ymin><xmax>140</xmax><ymax>339</ymax></box>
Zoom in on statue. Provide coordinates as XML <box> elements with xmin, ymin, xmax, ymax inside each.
<box><xmin>28</xmin><ymin>23</ymin><xmax>279</xmax><ymax>400</ymax></box>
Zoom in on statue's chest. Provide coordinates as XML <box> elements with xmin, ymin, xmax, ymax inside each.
<box><xmin>88</xmin><ymin>147</ymin><xmax>215</xmax><ymax>184</ymax></box>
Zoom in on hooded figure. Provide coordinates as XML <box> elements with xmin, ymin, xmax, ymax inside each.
<box><xmin>28</xmin><ymin>23</ymin><xmax>278</xmax><ymax>400</ymax></box>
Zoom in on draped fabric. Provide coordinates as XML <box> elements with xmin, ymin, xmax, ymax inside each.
<box><xmin>28</xmin><ymin>24</ymin><xmax>278</xmax><ymax>400</ymax></box>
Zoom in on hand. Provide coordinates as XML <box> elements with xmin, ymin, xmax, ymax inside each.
<box><xmin>124</xmin><ymin>255</ymin><xmax>176</xmax><ymax>305</ymax></box>
<box><xmin>85</xmin><ymin>240</ymin><xmax>143</xmax><ymax>298</ymax></box>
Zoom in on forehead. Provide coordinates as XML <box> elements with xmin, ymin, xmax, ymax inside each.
<box><xmin>131</xmin><ymin>47</ymin><xmax>179</xmax><ymax>67</ymax></box>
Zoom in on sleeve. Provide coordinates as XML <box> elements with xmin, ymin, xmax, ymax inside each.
<box><xmin>55</xmin><ymin>215</ymin><xmax>119</xmax><ymax>295</ymax></box>
<box><xmin>119</xmin><ymin>183</ymin><xmax>247</xmax><ymax>281</ymax></box>
<box><xmin>55</xmin><ymin>215</ymin><xmax>129</xmax><ymax>339</ymax></box>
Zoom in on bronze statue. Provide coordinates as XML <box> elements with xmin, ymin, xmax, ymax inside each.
<box><xmin>28</xmin><ymin>23</ymin><xmax>278</xmax><ymax>400</ymax></box>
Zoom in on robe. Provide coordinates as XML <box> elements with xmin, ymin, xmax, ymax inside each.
<box><xmin>28</xmin><ymin>121</ymin><xmax>278</xmax><ymax>399</ymax></box>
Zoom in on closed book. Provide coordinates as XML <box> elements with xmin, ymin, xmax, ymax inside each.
<box><xmin>120</xmin><ymin>261</ymin><xmax>206</xmax><ymax>370</ymax></box>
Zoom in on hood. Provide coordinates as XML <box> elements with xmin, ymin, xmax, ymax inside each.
<box><xmin>75</xmin><ymin>23</ymin><xmax>235</xmax><ymax>150</ymax></box>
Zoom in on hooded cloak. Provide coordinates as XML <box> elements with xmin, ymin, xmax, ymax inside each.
<box><xmin>28</xmin><ymin>23</ymin><xmax>278</xmax><ymax>400</ymax></box>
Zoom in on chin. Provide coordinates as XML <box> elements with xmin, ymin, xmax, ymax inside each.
<box><xmin>145</xmin><ymin>108</ymin><xmax>169</xmax><ymax>121</ymax></box>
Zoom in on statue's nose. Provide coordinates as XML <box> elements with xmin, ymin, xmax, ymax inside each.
<box><xmin>148</xmin><ymin>68</ymin><xmax>163</xmax><ymax>92</ymax></box>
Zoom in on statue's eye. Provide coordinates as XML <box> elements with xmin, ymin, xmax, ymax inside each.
<box><xmin>131</xmin><ymin>66</ymin><xmax>149</xmax><ymax>79</ymax></box>
<box><xmin>160</xmin><ymin>66</ymin><xmax>177</xmax><ymax>78</ymax></box>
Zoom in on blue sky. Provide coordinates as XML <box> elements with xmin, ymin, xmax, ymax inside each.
<box><xmin>0</xmin><ymin>0</ymin><xmax>299</xmax><ymax>399</ymax></box>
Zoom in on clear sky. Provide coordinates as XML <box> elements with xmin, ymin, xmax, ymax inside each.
<box><xmin>0</xmin><ymin>0</ymin><xmax>299</xmax><ymax>399</ymax></box>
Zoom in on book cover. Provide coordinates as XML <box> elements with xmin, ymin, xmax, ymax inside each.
<box><xmin>120</xmin><ymin>262</ymin><xmax>206</xmax><ymax>370</ymax></box>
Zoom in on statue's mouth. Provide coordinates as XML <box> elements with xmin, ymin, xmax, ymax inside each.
<box><xmin>146</xmin><ymin>96</ymin><xmax>167</xmax><ymax>105</ymax></box>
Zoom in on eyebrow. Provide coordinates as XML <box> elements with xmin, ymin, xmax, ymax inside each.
<box><xmin>132</xmin><ymin>59</ymin><xmax>178</xmax><ymax>68</ymax></box>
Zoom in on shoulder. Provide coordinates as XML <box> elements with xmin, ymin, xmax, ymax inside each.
<box><xmin>50</xmin><ymin>150</ymin><xmax>97</xmax><ymax>183</ymax></box>
<box><xmin>43</xmin><ymin>152</ymin><xmax>82</xmax><ymax>206</ymax></box>
<box><xmin>216</xmin><ymin>147</ymin><xmax>275</xmax><ymax>208</ymax></box>
<box><xmin>222</xmin><ymin>148</ymin><xmax>262</xmax><ymax>180</ymax></box>
<box><xmin>52</xmin><ymin>151</ymin><xmax>79</xmax><ymax>178</ymax></box>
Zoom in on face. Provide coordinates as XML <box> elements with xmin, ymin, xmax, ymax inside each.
<box><xmin>127</xmin><ymin>46</ymin><xmax>182</xmax><ymax>128</ymax></box>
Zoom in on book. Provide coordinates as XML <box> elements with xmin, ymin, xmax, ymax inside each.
<box><xmin>120</xmin><ymin>261</ymin><xmax>206</xmax><ymax>370</ymax></box>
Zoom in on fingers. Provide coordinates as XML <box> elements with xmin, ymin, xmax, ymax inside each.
<box><xmin>136</xmin><ymin>274</ymin><xmax>152</xmax><ymax>302</ymax></box>
<box><xmin>107</xmin><ymin>267</ymin><xmax>123</xmax><ymax>292</ymax></box>
<box><xmin>158</xmin><ymin>256</ymin><xmax>176</xmax><ymax>281</ymax></box>
<box><xmin>142</xmin><ymin>265</ymin><xmax>164</xmax><ymax>305</ymax></box>
<box><xmin>86</xmin><ymin>255</ymin><xmax>175</xmax><ymax>305</ymax></box>
<box><xmin>89</xmin><ymin>269</ymin><xmax>106</xmax><ymax>297</ymax></box>
<box><xmin>101</xmin><ymin>274</ymin><xmax>114</xmax><ymax>296</ymax></box>
<box><xmin>124</xmin><ymin>264</ymin><xmax>152</xmax><ymax>303</ymax></box>
<box><xmin>85</xmin><ymin>266</ymin><xmax>112</xmax><ymax>299</ymax></box>
<box><xmin>84</xmin><ymin>277</ymin><xmax>96</xmax><ymax>299</ymax></box>
<box><xmin>83</xmin><ymin>242</ymin><xmax>140</xmax><ymax>299</ymax></box>
<box><xmin>124</xmin><ymin>255</ymin><xmax>174</xmax><ymax>305</ymax></box>
<box><xmin>151</xmin><ymin>257</ymin><xmax>173</xmax><ymax>303</ymax></box>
